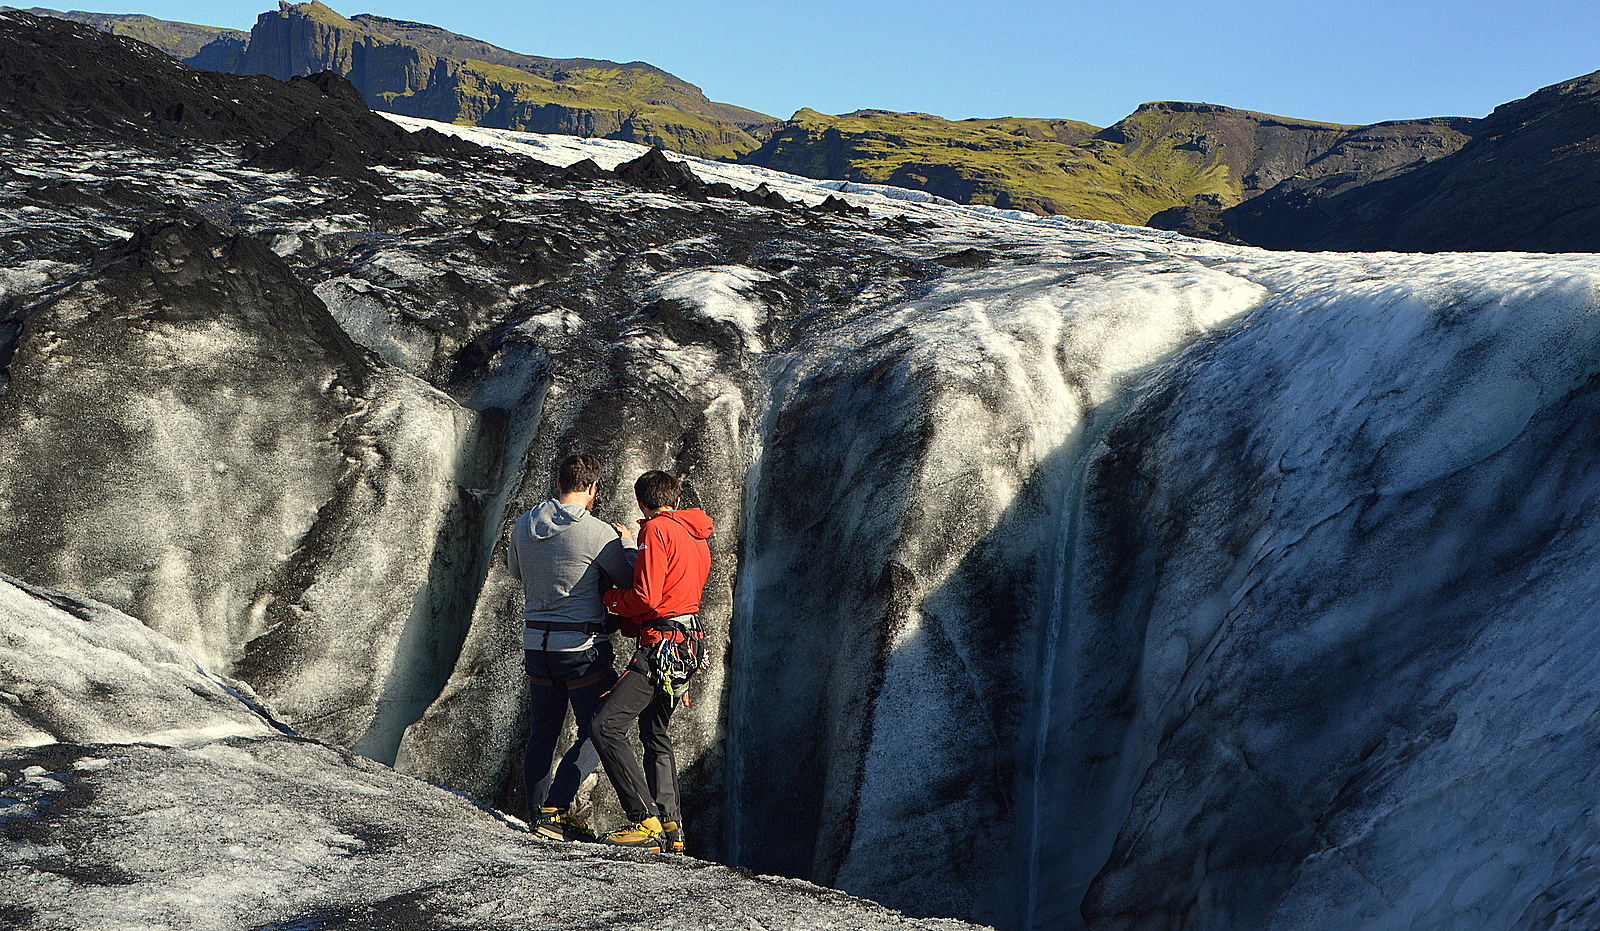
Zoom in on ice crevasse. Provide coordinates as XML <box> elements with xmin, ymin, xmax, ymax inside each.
<box><xmin>4</xmin><ymin>111</ymin><xmax>1600</xmax><ymax>931</ymax></box>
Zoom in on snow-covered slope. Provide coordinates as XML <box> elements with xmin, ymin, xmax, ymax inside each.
<box><xmin>7</xmin><ymin>31</ymin><xmax>1600</xmax><ymax>929</ymax></box>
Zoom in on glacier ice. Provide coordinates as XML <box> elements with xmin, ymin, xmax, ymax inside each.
<box><xmin>0</xmin><ymin>575</ymin><xmax>989</xmax><ymax>930</ymax></box>
<box><xmin>6</xmin><ymin>105</ymin><xmax>1600</xmax><ymax>931</ymax></box>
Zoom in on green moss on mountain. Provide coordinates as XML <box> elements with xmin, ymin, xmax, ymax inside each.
<box><xmin>1099</xmin><ymin>102</ymin><xmax>1354</xmax><ymax>203</ymax></box>
<box><xmin>740</xmin><ymin>108</ymin><xmax>1120</xmax><ymax>214</ymax></box>
<box><xmin>295</xmin><ymin>0</ymin><xmax>358</xmax><ymax>28</ymax></box>
<box><xmin>740</xmin><ymin>104</ymin><xmax>1365</xmax><ymax>224</ymax></box>
<box><xmin>742</xmin><ymin>107</ymin><xmax>1171</xmax><ymax>221</ymax></box>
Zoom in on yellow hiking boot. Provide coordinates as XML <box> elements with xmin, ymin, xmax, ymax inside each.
<box><xmin>531</xmin><ymin>807</ymin><xmax>593</xmax><ymax>842</ymax></box>
<box><xmin>600</xmin><ymin>817</ymin><xmax>665</xmax><ymax>851</ymax></box>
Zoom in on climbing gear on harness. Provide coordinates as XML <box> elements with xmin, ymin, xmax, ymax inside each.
<box><xmin>532</xmin><ymin>807</ymin><xmax>594</xmax><ymax>842</ymax></box>
<box><xmin>646</xmin><ymin>614</ymin><xmax>705</xmax><ymax>707</ymax></box>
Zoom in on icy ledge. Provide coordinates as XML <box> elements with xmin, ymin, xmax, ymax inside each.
<box><xmin>0</xmin><ymin>576</ymin><xmax>987</xmax><ymax>931</ymax></box>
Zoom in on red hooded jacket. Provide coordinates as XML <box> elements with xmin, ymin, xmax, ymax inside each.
<box><xmin>604</xmin><ymin>507</ymin><xmax>713</xmax><ymax>642</ymax></box>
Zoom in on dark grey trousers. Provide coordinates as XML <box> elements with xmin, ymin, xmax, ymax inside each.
<box><xmin>593</xmin><ymin>647</ymin><xmax>680</xmax><ymax>824</ymax></box>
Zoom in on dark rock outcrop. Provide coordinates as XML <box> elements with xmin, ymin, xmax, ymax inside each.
<box><xmin>0</xmin><ymin>9</ymin><xmax>480</xmax><ymax>172</ymax></box>
<box><xmin>612</xmin><ymin>146</ymin><xmax>704</xmax><ymax>193</ymax></box>
<box><xmin>815</xmin><ymin>194</ymin><xmax>866</xmax><ymax>216</ymax></box>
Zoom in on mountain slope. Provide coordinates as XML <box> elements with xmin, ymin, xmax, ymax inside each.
<box><xmin>740</xmin><ymin>102</ymin><xmax>1469</xmax><ymax>226</ymax></box>
<box><xmin>1149</xmin><ymin>115</ymin><xmax>1475</xmax><ymax>240</ymax></box>
<box><xmin>1218</xmin><ymin>69</ymin><xmax>1600</xmax><ymax>252</ymax></box>
<box><xmin>739</xmin><ymin>108</ymin><xmax>1107</xmax><ymax>216</ymax></box>
<box><xmin>2</xmin><ymin>5</ymin><xmax>244</xmax><ymax>57</ymax></box>
<box><xmin>1091</xmin><ymin>101</ymin><xmax>1353</xmax><ymax>197</ymax></box>
<box><xmin>16</xmin><ymin>1</ymin><xmax>773</xmax><ymax>159</ymax></box>
<box><xmin>348</xmin><ymin>12</ymin><xmax>775</xmax><ymax>130</ymax></box>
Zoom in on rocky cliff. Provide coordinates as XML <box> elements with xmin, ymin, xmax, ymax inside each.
<box><xmin>237</xmin><ymin>2</ymin><xmax>772</xmax><ymax>158</ymax></box>
<box><xmin>9</xmin><ymin>11</ymin><xmax>1600</xmax><ymax>931</ymax></box>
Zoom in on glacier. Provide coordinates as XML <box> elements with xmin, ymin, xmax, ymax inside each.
<box><xmin>5</xmin><ymin>78</ymin><xmax>1600</xmax><ymax>931</ymax></box>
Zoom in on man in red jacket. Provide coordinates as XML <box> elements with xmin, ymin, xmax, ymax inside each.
<box><xmin>592</xmin><ymin>470</ymin><xmax>712</xmax><ymax>853</ymax></box>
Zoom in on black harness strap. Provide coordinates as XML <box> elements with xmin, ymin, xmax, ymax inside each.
<box><xmin>525</xmin><ymin>619</ymin><xmax>609</xmax><ymax>635</ymax></box>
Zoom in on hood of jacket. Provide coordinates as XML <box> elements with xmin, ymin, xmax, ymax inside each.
<box><xmin>528</xmin><ymin>499</ymin><xmax>590</xmax><ymax>541</ymax></box>
<box><xmin>651</xmin><ymin>507</ymin><xmax>713</xmax><ymax>540</ymax></box>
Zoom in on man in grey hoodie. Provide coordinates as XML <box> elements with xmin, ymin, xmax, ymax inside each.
<box><xmin>508</xmin><ymin>453</ymin><xmax>634</xmax><ymax>841</ymax></box>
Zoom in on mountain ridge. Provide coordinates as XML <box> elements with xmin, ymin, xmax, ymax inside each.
<box><xmin>740</xmin><ymin>101</ymin><xmax>1469</xmax><ymax>226</ymax></box>
<box><xmin>11</xmin><ymin>2</ymin><xmax>1453</xmax><ymax>224</ymax></box>
<box><xmin>1211</xmin><ymin>69</ymin><xmax>1600</xmax><ymax>251</ymax></box>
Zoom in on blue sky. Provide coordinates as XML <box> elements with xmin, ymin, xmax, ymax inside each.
<box><xmin>70</xmin><ymin>0</ymin><xmax>1599</xmax><ymax>127</ymax></box>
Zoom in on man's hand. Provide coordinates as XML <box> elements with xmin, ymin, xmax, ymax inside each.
<box><xmin>611</xmin><ymin>521</ymin><xmax>635</xmax><ymax>545</ymax></box>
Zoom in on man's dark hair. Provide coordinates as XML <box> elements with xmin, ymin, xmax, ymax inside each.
<box><xmin>556</xmin><ymin>454</ymin><xmax>602</xmax><ymax>494</ymax></box>
<box><xmin>634</xmin><ymin>470</ymin><xmax>681</xmax><ymax>510</ymax></box>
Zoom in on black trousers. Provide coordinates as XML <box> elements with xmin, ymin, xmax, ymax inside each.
<box><xmin>523</xmin><ymin>640</ymin><xmax>616</xmax><ymax>812</ymax></box>
<box><xmin>593</xmin><ymin>647</ymin><xmax>680</xmax><ymax>824</ymax></box>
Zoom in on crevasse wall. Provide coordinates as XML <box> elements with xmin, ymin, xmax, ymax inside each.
<box><xmin>722</xmin><ymin>258</ymin><xmax>1267</xmax><ymax>927</ymax></box>
<box><xmin>1051</xmin><ymin>257</ymin><xmax>1600</xmax><ymax>931</ymax></box>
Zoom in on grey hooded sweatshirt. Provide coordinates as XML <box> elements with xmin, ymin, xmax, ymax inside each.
<box><xmin>508</xmin><ymin>499</ymin><xmax>635</xmax><ymax>652</ymax></box>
